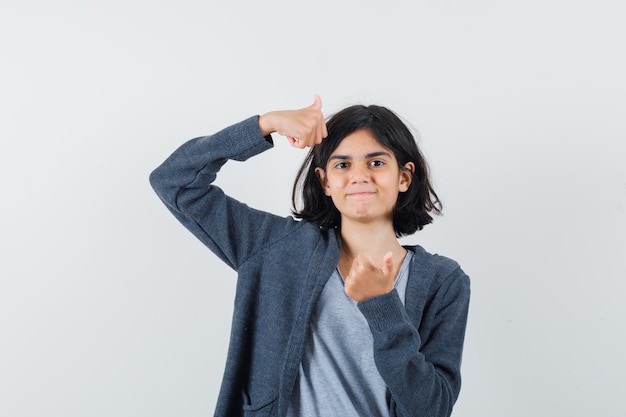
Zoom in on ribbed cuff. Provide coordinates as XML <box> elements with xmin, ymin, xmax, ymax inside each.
<box><xmin>357</xmin><ymin>289</ymin><xmax>408</xmax><ymax>333</ymax></box>
<box><xmin>223</xmin><ymin>115</ymin><xmax>274</xmax><ymax>161</ymax></box>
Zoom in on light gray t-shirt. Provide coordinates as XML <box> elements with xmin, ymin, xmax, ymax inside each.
<box><xmin>286</xmin><ymin>251</ymin><xmax>413</xmax><ymax>417</ymax></box>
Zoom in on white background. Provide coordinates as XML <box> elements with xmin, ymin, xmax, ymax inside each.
<box><xmin>1</xmin><ymin>1</ymin><xmax>625</xmax><ymax>416</ymax></box>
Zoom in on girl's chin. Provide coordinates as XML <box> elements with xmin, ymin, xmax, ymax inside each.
<box><xmin>340</xmin><ymin>212</ymin><xmax>394</xmax><ymax>224</ymax></box>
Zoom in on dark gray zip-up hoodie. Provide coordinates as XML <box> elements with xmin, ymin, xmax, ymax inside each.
<box><xmin>150</xmin><ymin>116</ymin><xmax>470</xmax><ymax>417</ymax></box>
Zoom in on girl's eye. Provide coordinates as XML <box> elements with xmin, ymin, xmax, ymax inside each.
<box><xmin>369</xmin><ymin>160</ymin><xmax>385</xmax><ymax>167</ymax></box>
<box><xmin>335</xmin><ymin>162</ymin><xmax>349</xmax><ymax>169</ymax></box>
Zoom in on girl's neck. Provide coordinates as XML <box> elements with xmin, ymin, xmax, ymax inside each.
<box><xmin>339</xmin><ymin>218</ymin><xmax>406</xmax><ymax>266</ymax></box>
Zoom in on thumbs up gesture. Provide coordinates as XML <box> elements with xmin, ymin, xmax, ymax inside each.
<box><xmin>258</xmin><ymin>95</ymin><xmax>328</xmax><ymax>148</ymax></box>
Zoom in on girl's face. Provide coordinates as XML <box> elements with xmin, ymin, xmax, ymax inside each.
<box><xmin>315</xmin><ymin>129</ymin><xmax>414</xmax><ymax>227</ymax></box>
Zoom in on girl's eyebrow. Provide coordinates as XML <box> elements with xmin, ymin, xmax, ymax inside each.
<box><xmin>329</xmin><ymin>151</ymin><xmax>392</xmax><ymax>161</ymax></box>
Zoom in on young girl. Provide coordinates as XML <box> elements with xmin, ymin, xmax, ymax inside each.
<box><xmin>150</xmin><ymin>96</ymin><xmax>470</xmax><ymax>417</ymax></box>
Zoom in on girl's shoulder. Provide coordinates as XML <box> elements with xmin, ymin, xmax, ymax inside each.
<box><xmin>405</xmin><ymin>245</ymin><xmax>469</xmax><ymax>287</ymax></box>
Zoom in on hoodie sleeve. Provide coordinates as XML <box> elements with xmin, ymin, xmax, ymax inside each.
<box><xmin>358</xmin><ymin>260</ymin><xmax>471</xmax><ymax>417</ymax></box>
<box><xmin>149</xmin><ymin>116</ymin><xmax>295</xmax><ymax>270</ymax></box>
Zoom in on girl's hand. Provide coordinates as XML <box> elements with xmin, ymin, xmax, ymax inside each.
<box><xmin>344</xmin><ymin>252</ymin><xmax>398</xmax><ymax>302</ymax></box>
<box><xmin>258</xmin><ymin>95</ymin><xmax>328</xmax><ymax>149</ymax></box>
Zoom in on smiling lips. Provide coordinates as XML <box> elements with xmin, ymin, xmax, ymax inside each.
<box><xmin>346</xmin><ymin>190</ymin><xmax>376</xmax><ymax>197</ymax></box>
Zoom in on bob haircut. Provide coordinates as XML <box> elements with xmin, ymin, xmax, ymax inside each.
<box><xmin>292</xmin><ymin>104</ymin><xmax>442</xmax><ymax>237</ymax></box>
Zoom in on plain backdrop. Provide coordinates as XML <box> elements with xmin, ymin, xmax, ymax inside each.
<box><xmin>1</xmin><ymin>1</ymin><xmax>625</xmax><ymax>416</ymax></box>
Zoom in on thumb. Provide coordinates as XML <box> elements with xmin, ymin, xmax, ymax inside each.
<box><xmin>308</xmin><ymin>94</ymin><xmax>322</xmax><ymax>110</ymax></box>
<box><xmin>381</xmin><ymin>252</ymin><xmax>394</xmax><ymax>275</ymax></box>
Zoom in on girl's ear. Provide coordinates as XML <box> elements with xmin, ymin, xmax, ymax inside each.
<box><xmin>314</xmin><ymin>167</ymin><xmax>331</xmax><ymax>196</ymax></box>
<box><xmin>399</xmin><ymin>162</ymin><xmax>415</xmax><ymax>192</ymax></box>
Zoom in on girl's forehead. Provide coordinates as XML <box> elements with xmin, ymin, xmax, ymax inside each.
<box><xmin>331</xmin><ymin>129</ymin><xmax>392</xmax><ymax>156</ymax></box>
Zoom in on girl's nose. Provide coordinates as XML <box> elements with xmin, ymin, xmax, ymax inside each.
<box><xmin>350</xmin><ymin>164</ymin><xmax>370</xmax><ymax>183</ymax></box>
